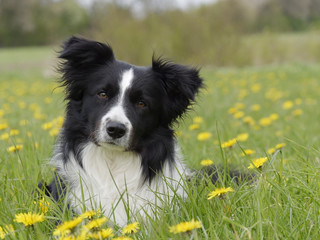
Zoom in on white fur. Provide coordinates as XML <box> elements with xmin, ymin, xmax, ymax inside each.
<box><xmin>52</xmin><ymin>141</ymin><xmax>188</xmax><ymax>226</ymax></box>
<box><xmin>118</xmin><ymin>68</ymin><xmax>134</xmax><ymax>100</ymax></box>
<box><xmin>97</xmin><ymin>68</ymin><xmax>134</xmax><ymax>148</ymax></box>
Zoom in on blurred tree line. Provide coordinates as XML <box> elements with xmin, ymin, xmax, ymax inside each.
<box><xmin>1</xmin><ymin>0</ymin><xmax>320</xmax><ymax>65</ymax></box>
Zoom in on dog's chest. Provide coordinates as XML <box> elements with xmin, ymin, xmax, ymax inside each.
<box><xmin>55</xmin><ymin>142</ymin><xmax>187</xmax><ymax>225</ymax></box>
<box><xmin>65</xmin><ymin>144</ymin><xmax>152</xmax><ymax>223</ymax></box>
<box><xmin>79</xmin><ymin>144</ymin><xmax>143</xmax><ymax>200</ymax></box>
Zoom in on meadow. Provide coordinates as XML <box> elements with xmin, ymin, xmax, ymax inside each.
<box><xmin>0</xmin><ymin>47</ymin><xmax>320</xmax><ymax>240</ymax></box>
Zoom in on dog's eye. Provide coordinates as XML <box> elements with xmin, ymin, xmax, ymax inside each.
<box><xmin>137</xmin><ymin>100</ymin><xmax>147</xmax><ymax>108</ymax></box>
<box><xmin>97</xmin><ymin>91</ymin><xmax>108</xmax><ymax>99</ymax></box>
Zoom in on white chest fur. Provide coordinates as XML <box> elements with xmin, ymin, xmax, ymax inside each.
<box><xmin>52</xmin><ymin>142</ymin><xmax>187</xmax><ymax>226</ymax></box>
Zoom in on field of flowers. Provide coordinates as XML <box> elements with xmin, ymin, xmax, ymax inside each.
<box><xmin>0</xmin><ymin>47</ymin><xmax>320</xmax><ymax>239</ymax></box>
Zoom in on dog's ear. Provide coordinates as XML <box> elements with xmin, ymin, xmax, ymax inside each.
<box><xmin>58</xmin><ymin>36</ymin><xmax>114</xmax><ymax>101</ymax></box>
<box><xmin>152</xmin><ymin>57</ymin><xmax>203</xmax><ymax>124</ymax></box>
<box><xmin>59</xmin><ymin>36</ymin><xmax>114</xmax><ymax>67</ymax></box>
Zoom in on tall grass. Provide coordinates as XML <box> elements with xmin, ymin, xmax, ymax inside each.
<box><xmin>0</xmin><ymin>47</ymin><xmax>319</xmax><ymax>239</ymax></box>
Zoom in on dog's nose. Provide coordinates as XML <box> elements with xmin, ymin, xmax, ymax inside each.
<box><xmin>106</xmin><ymin>121</ymin><xmax>127</xmax><ymax>139</ymax></box>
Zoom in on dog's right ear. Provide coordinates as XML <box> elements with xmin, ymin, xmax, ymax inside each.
<box><xmin>58</xmin><ymin>36</ymin><xmax>114</xmax><ymax>101</ymax></box>
<box><xmin>59</xmin><ymin>36</ymin><xmax>115</xmax><ymax>67</ymax></box>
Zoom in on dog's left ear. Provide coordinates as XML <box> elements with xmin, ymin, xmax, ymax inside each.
<box><xmin>152</xmin><ymin>57</ymin><xmax>204</xmax><ymax>124</ymax></box>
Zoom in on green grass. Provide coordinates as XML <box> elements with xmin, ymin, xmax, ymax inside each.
<box><xmin>0</xmin><ymin>47</ymin><xmax>320</xmax><ymax>239</ymax></box>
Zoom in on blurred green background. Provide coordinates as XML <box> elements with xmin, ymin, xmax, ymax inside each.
<box><xmin>1</xmin><ymin>0</ymin><xmax>320</xmax><ymax>67</ymax></box>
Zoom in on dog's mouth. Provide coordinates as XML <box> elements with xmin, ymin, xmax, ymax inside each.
<box><xmin>91</xmin><ymin>124</ymin><xmax>133</xmax><ymax>150</ymax></box>
<box><xmin>100</xmin><ymin>141</ymin><xmax>131</xmax><ymax>152</ymax></box>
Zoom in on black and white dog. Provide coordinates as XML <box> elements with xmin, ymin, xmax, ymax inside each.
<box><xmin>41</xmin><ymin>36</ymin><xmax>203</xmax><ymax>225</ymax></box>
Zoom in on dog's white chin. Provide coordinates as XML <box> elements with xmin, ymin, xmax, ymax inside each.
<box><xmin>99</xmin><ymin>141</ymin><xmax>128</xmax><ymax>152</ymax></box>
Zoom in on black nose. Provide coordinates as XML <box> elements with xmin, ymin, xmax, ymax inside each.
<box><xmin>106</xmin><ymin>121</ymin><xmax>127</xmax><ymax>139</ymax></box>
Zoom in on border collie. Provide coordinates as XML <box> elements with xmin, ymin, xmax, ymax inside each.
<box><xmin>42</xmin><ymin>36</ymin><xmax>203</xmax><ymax>226</ymax></box>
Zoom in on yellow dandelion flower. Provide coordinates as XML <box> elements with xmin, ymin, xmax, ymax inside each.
<box><xmin>0</xmin><ymin>225</ymin><xmax>14</xmax><ymax>239</ymax></box>
<box><xmin>241</xmin><ymin>149</ymin><xmax>256</xmax><ymax>157</ymax></box>
<box><xmin>238</xmin><ymin>89</ymin><xmax>248</xmax><ymax>99</ymax></box>
<box><xmin>233</xmin><ymin>111</ymin><xmax>244</xmax><ymax>119</ymax></box>
<box><xmin>253</xmin><ymin>125</ymin><xmax>260</xmax><ymax>131</ymax></box>
<box><xmin>113</xmin><ymin>236</ymin><xmax>133</xmax><ymax>240</ymax></box>
<box><xmin>251</xmin><ymin>104</ymin><xmax>261</xmax><ymax>111</ymax></box>
<box><xmin>122</xmin><ymin>222</ymin><xmax>140</xmax><ymax>234</ymax></box>
<box><xmin>221</xmin><ymin>138</ymin><xmax>237</xmax><ymax>148</ymax></box>
<box><xmin>193</xmin><ymin>116</ymin><xmax>203</xmax><ymax>124</ymax></box>
<box><xmin>2</xmin><ymin>104</ymin><xmax>9</xmax><ymax>112</ymax></box>
<box><xmin>29</xmin><ymin>103</ymin><xmax>40</xmax><ymax>111</ymax></box>
<box><xmin>42</xmin><ymin>122</ymin><xmax>53</xmax><ymax>130</ymax></box>
<box><xmin>19</xmin><ymin>120</ymin><xmax>29</xmax><ymax>126</ymax></box>
<box><xmin>7</xmin><ymin>144</ymin><xmax>23</xmax><ymax>153</ymax></box>
<box><xmin>0</xmin><ymin>228</ymin><xmax>5</xmax><ymax>239</ymax></box>
<box><xmin>269</xmin><ymin>113</ymin><xmax>279</xmax><ymax>121</ymax></box>
<box><xmin>200</xmin><ymin>159</ymin><xmax>214</xmax><ymax>166</ymax></box>
<box><xmin>282</xmin><ymin>100</ymin><xmax>294</xmax><ymax>109</ymax></box>
<box><xmin>83</xmin><ymin>217</ymin><xmax>107</xmax><ymax>231</ymax></box>
<box><xmin>234</xmin><ymin>102</ymin><xmax>245</xmax><ymax>109</ymax></box>
<box><xmin>243</xmin><ymin>116</ymin><xmax>255</xmax><ymax>125</ymax></box>
<box><xmin>251</xmin><ymin>83</ymin><xmax>261</xmax><ymax>93</ymax></box>
<box><xmin>34</xmin><ymin>198</ymin><xmax>49</xmax><ymax>213</ymax></box>
<box><xmin>59</xmin><ymin>235</ymin><xmax>77</xmax><ymax>240</ymax></box>
<box><xmin>197</xmin><ymin>132</ymin><xmax>211</xmax><ymax>141</ymax></box>
<box><xmin>34</xmin><ymin>112</ymin><xmax>46</xmax><ymax>120</ymax></box>
<box><xmin>45</xmin><ymin>97</ymin><xmax>52</xmax><ymax>104</ymax></box>
<box><xmin>81</xmin><ymin>210</ymin><xmax>100</xmax><ymax>219</ymax></box>
<box><xmin>292</xmin><ymin>109</ymin><xmax>303</xmax><ymax>116</ymax></box>
<box><xmin>236</xmin><ymin>133</ymin><xmax>249</xmax><ymax>142</ymax></box>
<box><xmin>189</xmin><ymin>124</ymin><xmax>200</xmax><ymax>130</ymax></box>
<box><xmin>14</xmin><ymin>212</ymin><xmax>45</xmax><ymax>226</ymax></box>
<box><xmin>248</xmin><ymin>157</ymin><xmax>268</xmax><ymax>169</ymax></box>
<box><xmin>295</xmin><ymin>98</ymin><xmax>302</xmax><ymax>105</ymax></box>
<box><xmin>0</xmin><ymin>133</ymin><xmax>9</xmax><ymax>140</ymax></box>
<box><xmin>87</xmin><ymin>228</ymin><xmax>114</xmax><ymax>239</ymax></box>
<box><xmin>0</xmin><ymin>123</ymin><xmax>8</xmax><ymax>130</ymax></box>
<box><xmin>0</xmin><ymin>226</ymin><xmax>5</xmax><ymax>239</ymax></box>
<box><xmin>259</xmin><ymin>117</ymin><xmax>272</xmax><ymax>126</ymax></box>
<box><xmin>275</xmin><ymin>143</ymin><xmax>286</xmax><ymax>149</ymax></box>
<box><xmin>169</xmin><ymin>219</ymin><xmax>202</xmax><ymax>234</ymax></box>
<box><xmin>49</xmin><ymin>128</ymin><xmax>60</xmax><ymax>137</ymax></box>
<box><xmin>207</xmin><ymin>187</ymin><xmax>234</xmax><ymax>200</ymax></box>
<box><xmin>18</xmin><ymin>101</ymin><xmax>27</xmax><ymax>109</ymax></box>
<box><xmin>53</xmin><ymin>216</ymin><xmax>84</xmax><ymax>236</ymax></box>
<box><xmin>267</xmin><ymin>148</ymin><xmax>276</xmax><ymax>154</ymax></box>
<box><xmin>228</xmin><ymin>107</ymin><xmax>238</xmax><ymax>114</ymax></box>
<box><xmin>56</xmin><ymin>116</ymin><xmax>65</xmax><ymax>127</ymax></box>
<box><xmin>9</xmin><ymin>129</ymin><xmax>19</xmax><ymax>136</ymax></box>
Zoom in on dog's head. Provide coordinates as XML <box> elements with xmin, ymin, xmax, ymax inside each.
<box><xmin>59</xmin><ymin>36</ymin><xmax>203</xmax><ymax>153</ymax></box>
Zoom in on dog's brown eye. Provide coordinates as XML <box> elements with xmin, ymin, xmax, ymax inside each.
<box><xmin>137</xmin><ymin>101</ymin><xmax>147</xmax><ymax>108</ymax></box>
<box><xmin>98</xmin><ymin>91</ymin><xmax>108</xmax><ymax>99</ymax></box>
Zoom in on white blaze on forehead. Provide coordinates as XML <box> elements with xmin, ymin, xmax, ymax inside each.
<box><xmin>119</xmin><ymin>68</ymin><xmax>134</xmax><ymax>101</ymax></box>
<box><xmin>106</xmin><ymin>68</ymin><xmax>134</xmax><ymax>121</ymax></box>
